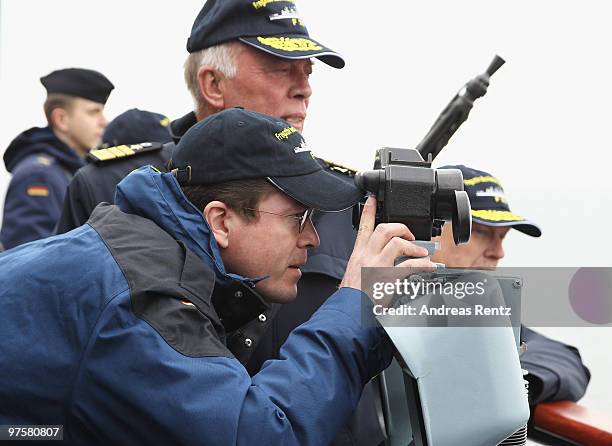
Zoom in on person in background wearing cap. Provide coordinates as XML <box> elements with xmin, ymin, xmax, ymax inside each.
<box><xmin>0</xmin><ymin>108</ymin><xmax>434</xmax><ymax>444</ymax></box>
<box><xmin>431</xmin><ymin>165</ymin><xmax>590</xmax><ymax>406</ymax></box>
<box><xmin>55</xmin><ymin>0</ymin><xmax>345</xmax><ymax>233</ymax></box>
<box><xmin>0</xmin><ymin>68</ymin><xmax>114</xmax><ymax>250</ymax></box>
<box><xmin>100</xmin><ymin>108</ymin><xmax>173</xmax><ymax>148</ymax></box>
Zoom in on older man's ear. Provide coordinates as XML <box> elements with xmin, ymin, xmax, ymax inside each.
<box><xmin>197</xmin><ymin>66</ymin><xmax>226</xmax><ymax>112</ymax></box>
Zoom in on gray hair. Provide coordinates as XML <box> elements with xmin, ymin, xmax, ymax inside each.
<box><xmin>184</xmin><ymin>41</ymin><xmax>238</xmax><ymax>113</ymax></box>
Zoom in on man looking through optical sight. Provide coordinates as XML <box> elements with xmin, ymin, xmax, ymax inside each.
<box><xmin>0</xmin><ymin>108</ymin><xmax>435</xmax><ymax>445</ymax></box>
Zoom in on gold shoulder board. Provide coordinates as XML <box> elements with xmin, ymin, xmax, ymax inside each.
<box><xmin>87</xmin><ymin>142</ymin><xmax>164</xmax><ymax>164</ymax></box>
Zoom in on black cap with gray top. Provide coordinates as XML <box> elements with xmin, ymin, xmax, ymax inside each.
<box><xmin>170</xmin><ymin>108</ymin><xmax>363</xmax><ymax>211</ymax></box>
<box><xmin>187</xmin><ymin>0</ymin><xmax>344</xmax><ymax>68</ymax></box>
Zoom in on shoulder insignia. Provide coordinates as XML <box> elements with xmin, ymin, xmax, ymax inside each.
<box><xmin>319</xmin><ymin>158</ymin><xmax>358</xmax><ymax>177</ymax></box>
<box><xmin>35</xmin><ymin>156</ymin><xmax>52</xmax><ymax>166</ymax></box>
<box><xmin>87</xmin><ymin>142</ymin><xmax>163</xmax><ymax>164</ymax></box>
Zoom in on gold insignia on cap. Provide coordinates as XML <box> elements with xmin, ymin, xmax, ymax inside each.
<box><xmin>472</xmin><ymin>209</ymin><xmax>524</xmax><ymax>222</ymax></box>
<box><xmin>256</xmin><ymin>37</ymin><xmax>322</xmax><ymax>52</ymax></box>
<box><xmin>464</xmin><ymin>175</ymin><xmax>501</xmax><ymax>187</ymax></box>
<box><xmin>159</xmin><ymin>117</ymin><xmax>171</xmax><ymax>127</ymax></box>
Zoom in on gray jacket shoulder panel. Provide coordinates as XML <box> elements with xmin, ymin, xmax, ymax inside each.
<box><xmin>87</xmin><ymin>204</ymin><xmax>230</xmax><ymax>358</ymax></box>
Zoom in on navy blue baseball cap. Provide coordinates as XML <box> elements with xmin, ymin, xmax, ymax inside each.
<box><xmin>169</xmin><ymin>108</ymin><xmax>363</xmax><ymax>211</ymax></box>
<box><xmin>440</xmin><ymin>165</ymin><xmax>541</xmax><ymax>237</ymax></box>
<box><xmin>40</xmin><ymin>68</ymin><xmax>114</xmax><ymax>104</ymax></box>
<box><xmin>102</xmin><ymin>109</ymin><xmax>172</xmax><ymax>146</ymax></box>
<box><xmin>187</xmin><ymin>0</ymin><xmax>344</xmax><ymax>69</ymax></box>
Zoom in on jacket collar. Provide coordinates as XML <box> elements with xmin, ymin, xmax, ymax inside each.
<box><xmin>114</xmin><ymin>167</ymin><xmax>271</xmax><ymax>338</ymax></box>
<box><xmin>169</xmin><ymin>111</ymin><xmax>198</xmax><ymax>145</ymax></box>
<box><xmin>4</xmin><ymin>126</ymin><xmax>84</xmax><ymax>173</ymax></box>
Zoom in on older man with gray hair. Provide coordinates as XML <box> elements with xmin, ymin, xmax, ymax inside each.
<box><xmin>56</xmin><ymin>0</ymin><xmax>345</xmax><ymax>233</ymax></box>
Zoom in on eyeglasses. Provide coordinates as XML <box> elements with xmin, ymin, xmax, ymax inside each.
<box><xmin>243</xmin><ymin>207</ymin><xmax>314</xmax><ymax>233</ymax></box>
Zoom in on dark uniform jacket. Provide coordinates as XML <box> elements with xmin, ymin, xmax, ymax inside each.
<box><xmin>0</xmin><ymin>166</ymin><xmax>393</xmax><ymax>445</ymax></box>
<box><xmin>1</xmin><ymin>126</ymin><xmax>83</xmax><ymax>249</ymax></box>
<box><xmin>54</xmin><ymin>111</ymin><xmax>591</xmax><ymax>445</ymax></box>
<box><xmin>521</xmin><ymin>326</ymin><xmax>591</xmax><ymax>405</ymax></box>
<box><xmin>55</xmin><ymin>112</ymin><xmax>195</xmax><ymax>234</ymax></box>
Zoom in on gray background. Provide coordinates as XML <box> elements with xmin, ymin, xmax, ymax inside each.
<box><xmin>0</xmin><ymin>0</ymin><xmax>610</xmax><ymax>414</ymax></box>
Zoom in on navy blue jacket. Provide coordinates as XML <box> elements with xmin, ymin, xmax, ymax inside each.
<box><xmin>0</xmin><ymin>126</ymin><xmax>83</xmax><ymax>249</ymax></box>
<box><xmin>0</xmin><ymin>167</ymin><xmax>393</xmax><ymax>445</ymax></box>
<box><xmin>521</xmin><ymin>327</ymin><xmax>590</xmax><ymax>405</ymax></box>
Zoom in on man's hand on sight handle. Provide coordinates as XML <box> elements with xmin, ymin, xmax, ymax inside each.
<box><xmin>340</xmin><ymin>196</ymin><xmax>436</xmax><ymax>291</ymax></box>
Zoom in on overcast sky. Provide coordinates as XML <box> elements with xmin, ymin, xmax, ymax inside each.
<box><xmin>2</xmin><ymin>0</ymin><xmax>611</xmax><ymax>266</ymax></box>
<box><xmin>1</xmin><ymin>0</ymin><xmax>610</xmax><ymax>410</ymax></box>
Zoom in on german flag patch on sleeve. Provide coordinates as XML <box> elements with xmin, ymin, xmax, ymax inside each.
<box><xmin>26</xmin><ymin>185</ymin><xmax>49</xmax><ymax>197</ymax></box>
